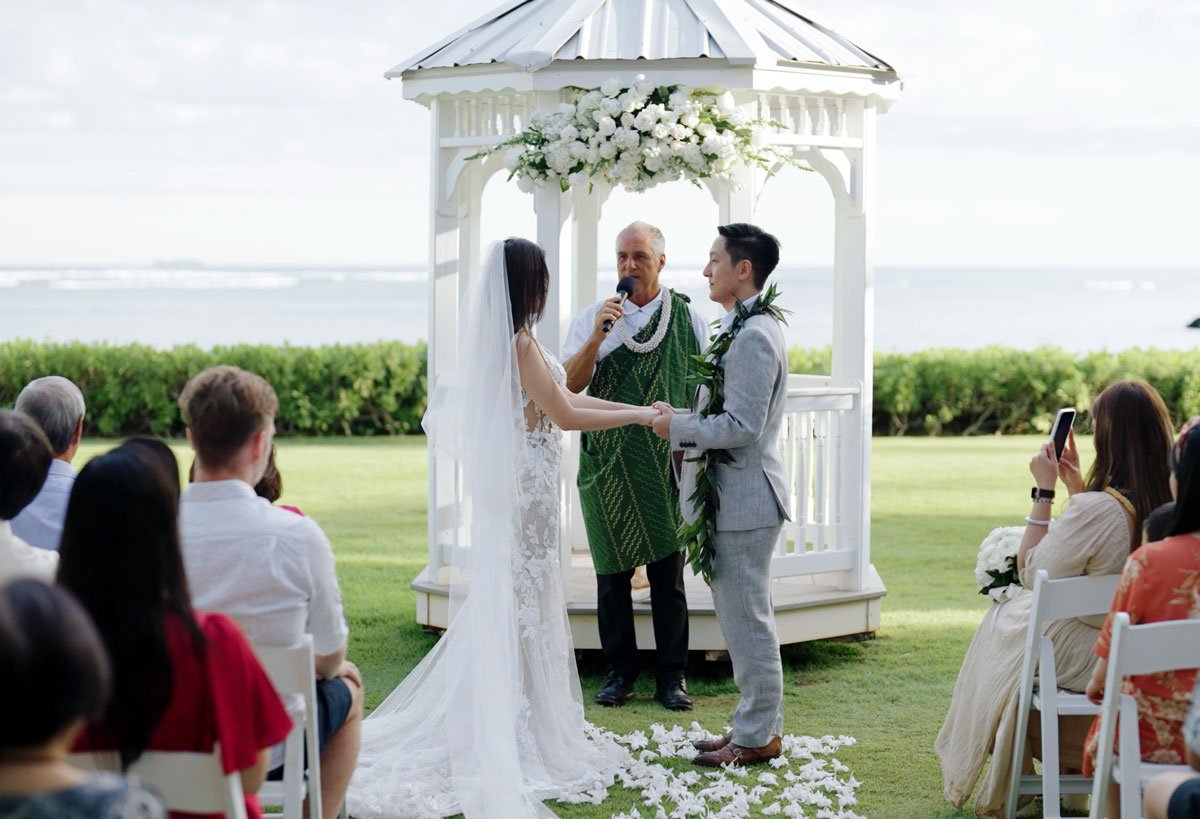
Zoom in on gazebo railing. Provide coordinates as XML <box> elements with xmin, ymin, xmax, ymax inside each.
<box><xmin>771</xmin><ymin>378</ymin><xmax>862</xmax><ymax>580</ymax></box>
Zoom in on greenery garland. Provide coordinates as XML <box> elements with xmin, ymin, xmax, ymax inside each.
<box><xmin>679</xmin><ymin>284</ymin><xmax>789</xmax><ymax>583</ymax></box>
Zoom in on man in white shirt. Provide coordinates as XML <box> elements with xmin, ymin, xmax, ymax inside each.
<box><xmin>176</xmin><ymin>365</ymin><xmax>360</xmax><ymax>819</ymax></box>
<box><xmin>0</xmin><ymin>409</ymin><xmax>59</xmax><ymax>583</ymax></box>
<box><xmin>562</xmin><ymin>220</ymin><xmax>711</xmax><ymax>711</ymax></box>
<box><xmin>11</xmin><ymin>376</ymin><xmax>84</xmax><ymax>551</ymax></box>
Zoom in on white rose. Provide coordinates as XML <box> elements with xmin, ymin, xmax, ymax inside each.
<box><xmin>559</xmin><ymin>125</ymin><xmax>579</xmax><ymax>143</ymax></box>
<box><xmin>633</xmin><ymin>109</ymin><xmax>656</xmax><ymax>132</ymax></box>
<box><xmin>697</xmin><ymin>122</ymin><xmax>717</xmax><ymax>138</ymax></box>
<box><xmin>619</xmin><ymin>91</ymin><xmax>639</xmax><ymax>113</ymax></box>
<box><xmin>681</xmin><ymin>112</ymin><xmax>700</xmax><ymax>129</ymax></box>
<box><xmin>659</xmin><ymin>109</ymin><xmax>679</xmax><ymax>126</ymax></box>
<box><xmin>716</xmin><ymin>91</ymin><xmax>735</xmax><ymax>112</ymax></box>
<box><xmin>669</xmin><ymin>90</ymin><xmax>691</xmax><ymax>110</ymax></box>
<box><xmin>669</xmin><ymin>139</ymin><xmax>686</xmax><ymax>156</ymax></box>
<box><xmin>620</xmin><ymin>112</ymin><xmax>635</xmax><ymax>128</ymax></box>
<box><xmin>557</xmin><ymin>102</ymin><xmax>576</xmax><ymax>116</ymax></box>
<box><xmin>601</xmin><ymin>97</ymin><xmax>623</xmax><ymax>117</ymax></box>
<box><xmin>580</xmin><ymin>127</ymin><xmax>595</xmax><ymax>139</ymax></box>
<box><xmin>596</xmin><ymin>115</ymin><xmax>617</xmax><ymax>136</ymax></box>
<box><xmin>643</xmin><ymin>155</ymin><xmax>663</xmax><ymax>172</ymax></box>
<box><xmin>581</xmin><ymin>90</ymin><xmax>603</xmax><ymax>108</ymax></box>
<box><xmin>585</xmin><ymin>146</ymin><xmax>599</xmax><ymax>164</ymax></box>
<box><xmin>651</xmin><ymin>123</ymin><xmax>669</xmax><ymax>139</ymax></box>
<box><xmin>618</xmin><ymin>163</ymin><xmax>639</xmax><ymax>182</ymax></box>
<box><xmin>600</xmin><ymin>78</ymin><xmax>623</xmax><ymax>97</ymax></box>
<box><xmin>569</xmin><ymin>140</ymin><xmax>588</xmax><ymax>159</ymax></box>
<box><xmin>598</xmin><ymin>141</ymin><xmax>618</xmax><ymax>160</ymax></box>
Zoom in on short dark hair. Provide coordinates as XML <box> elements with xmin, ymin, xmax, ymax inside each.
<box><xmin>1168</xmin><ymin>426</ymin><xmax>1200</xmax><ymax>539</ymax></box>
<box><xmin>717</xmin><ymin>223</ymin><xmax>781</xmax><ymax>289</ymax></box>
<box><xmin>178</xmin><ymin>365</ymin><xmax>278</xmax><ymax>470</ymax></box>
<box><xmin>504</xmin><ymin>237</ymin><xmax>549</xmax><ymax>331</ymax></box>
<box><xmin>0</xmin><ymin>579</ymin><xmax>111</xmax><ymax>749</ymax></box>
<box><xmin>255</xmin><ymin>444</ymin><xmax>282</xmax><ymax>503</ymax></box>
<box><xmin>1143</xmin><ymin>501</ymin><xmax>1176</xmax><ymax>544</ymax></box>
<box><xmin>58</xmin><ymin>440</ymin><xmax>204</xmax><ymax>768</ymax></box>
<box><xmin>0</xmin><ymin>408</ymin><xmax>54</xmax><ymax>520</ymax></box>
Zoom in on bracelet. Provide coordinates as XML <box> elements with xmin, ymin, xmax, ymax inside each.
<box><xmin>1024</xmin><ymin>515</ymin><xmax>1051</xmax><ymax>526</ymax></box>
<box><xmin>1031</xmin><ymin>486</ymin><xmax>1056</xmax><ymax>501</ymax></box>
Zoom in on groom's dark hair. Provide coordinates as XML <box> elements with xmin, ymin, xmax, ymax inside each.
<box><xmin>718</xmin><ymin>223</ymin><xmax>780</xmax><ymax>290</ymax></box>
<box><xmin>504</xmin><ymin>237</ymin><xmax>550</xmax><ymax>331</ymax></box>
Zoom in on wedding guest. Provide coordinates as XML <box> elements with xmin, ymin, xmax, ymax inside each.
<box><xmin>1082</xmin><ymin>425</ymin><xmax>1200</xmax><ymax>817</ymax></box>
<box><xmin>188</xmin><ymin>444</ymin><xmax>304</xmax><ymax>515</ymax></box>
<box><xmin>936</xmin><ymin>380</ymin><xmax>1174</xmax><ymax>818</ymax></box>
<box><xmin>0</xmin><ymin>579</ymin><xmax>165</xmax><ymax>819</ymax></box>
<box><xmin>0</xmin><ymin>409</ymin><xmax>59</xmax><ymax>583</ymax></box>
<box><xmin>61</xmin><ymin>440</ymin><xmax>292</xmax><ymax>819</ymax></box>
<box><xmin>1142</xmin><ymin>674</ymin><xmax>1200</xmax><ymax>819</ymax></box>
<box><xmin>177</xmin><ymin>365</ymin><xmax>360</xmax><ymax>819</ymax></box>
<box><xmin>561</xmin><ymin>220</ymin><xmax>710</xmax><ymax>710</ymax></box>
<box><xmin>11</xmin><ymin>376</ymin><xmax>85</xmax><ymax>550</ymax></box>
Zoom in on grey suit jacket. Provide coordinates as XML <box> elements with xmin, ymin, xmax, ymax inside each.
<box><xmin>669</xmin><ymin>312</ymin><xmax>792</xmax><ymax>532</ymax></box>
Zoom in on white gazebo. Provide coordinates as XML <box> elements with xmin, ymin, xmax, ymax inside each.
<box><xmin>393</xmin><ymin>0</ymin><xmax>901</xmax><ymax>650</ymax></box>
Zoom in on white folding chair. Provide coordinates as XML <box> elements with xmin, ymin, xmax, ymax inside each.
<box><xmin>1089</xmin><ymin>613</ymin><xmax>1200</xmax><ymax>819</ymax></box>
<box><xmin>254</xmin><ymin>635</ymin><xmax>324</xmax><ymax>819</ymax></box>
<box><xmin>70</xmin><ymin>745</ymin><xmax>248</xmax><ymax>819</ymax></box>
<box><xmin>1007</xmin><ymin>570</ymin><xmax>1121</xmax><ymax>819</ymax></box>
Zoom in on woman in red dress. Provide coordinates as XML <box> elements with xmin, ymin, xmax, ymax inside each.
<box><xmin>59</xmin><ymin>439</ymin><xmax>293</xmax><ymax>819</ymax></box>
<box><xmin>1084</xmin><ymin>425</ymin><xmax>1200</xmax><ymax>817</ymax></box>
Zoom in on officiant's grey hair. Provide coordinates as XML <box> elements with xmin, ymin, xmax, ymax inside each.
<box><xmin>15</xmin><ymin>376</ymin><xmax>85</xmax><ymax>456</ymax></box>
<box><xmin>616</xmin><ymin>221</ymin><xmax>666</xmax><ymax>258</ymax></box>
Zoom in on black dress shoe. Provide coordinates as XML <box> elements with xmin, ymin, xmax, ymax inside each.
<box><xmin>655</xmin><ymin>673</ymin><xmax>693</xmax><ymax>711</ymax></box>
<box><xmin>595</xmin><ymin>672</ymin><xmax>635</xmax><ymax>706</ymax></box>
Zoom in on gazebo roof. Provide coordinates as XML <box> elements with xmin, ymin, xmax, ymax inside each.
<box><xmin>388</xmin><ymin>0</ymin><xmax>893</xmax><ymax>76</ymax></box>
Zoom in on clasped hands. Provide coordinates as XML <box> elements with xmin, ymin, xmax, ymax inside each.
<box><xmin>644</xmin><ymin>401</ymin><xmax>675</xmax><ymax>440</ymax></box>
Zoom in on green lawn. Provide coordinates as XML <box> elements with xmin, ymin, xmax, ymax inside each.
<box><xmin>76</xmin><ymin>435</ymin><xmax>1073</xmax><ymax>818</ymax></box>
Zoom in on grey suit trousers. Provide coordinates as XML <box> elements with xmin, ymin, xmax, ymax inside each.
<box><xmin>710</xmin><ymin>523</ymin><xmax>785</xmax><ymax>748</ymax></box>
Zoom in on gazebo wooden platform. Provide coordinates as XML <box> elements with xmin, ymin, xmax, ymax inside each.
<box><xmin>412</xmin><ymin>554</ymin><xmax>885</xmax><ymax>651</ymax></box>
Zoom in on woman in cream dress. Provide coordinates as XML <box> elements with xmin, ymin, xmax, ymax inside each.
<box><xmin>936</xmin><ymin>381</ymin><xmax>1174</xmax><ymax>817</ymax></box>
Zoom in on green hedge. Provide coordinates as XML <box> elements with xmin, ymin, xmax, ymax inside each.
<box><xmin>0</xmin><ymin>341</ymin><xmax>427</xmax><ymax>437</ymax></box>
<box><xmin>1</xmin><ymin>341</ymin><xmax>1196</xmax><ymax>437</ymax></box>
<box><xmin>788</xmin><ymin>345</ymin><xmax>1200</xmax><ymax>435</ymax></box>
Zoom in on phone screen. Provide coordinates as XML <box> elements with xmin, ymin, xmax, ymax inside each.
<box><xmin>1051</xmin><ymin>409</ymin><xmax>1076</xmax><ymax>459</ymax></box>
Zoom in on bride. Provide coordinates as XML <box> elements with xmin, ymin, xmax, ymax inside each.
<box><xmin>346</xmin><ymin>238</ymin><xmax>655</xmax><ymax>818</ymax></box>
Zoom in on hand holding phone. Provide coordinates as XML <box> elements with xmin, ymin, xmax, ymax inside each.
<box><xmin>1049</xmin><ymin>408</ymin><xmax>1077</xmax><ymax>460</ymax></box>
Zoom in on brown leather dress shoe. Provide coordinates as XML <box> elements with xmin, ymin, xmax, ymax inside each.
<box><xmin>692</xmin><ymin>732</ymin><xmax>732</xmax><ymax>753</ymax></box>
<box><xmin>693</xmin><ymin>736</ymin><xmax>782</xmax><ymax>767</ymax></box>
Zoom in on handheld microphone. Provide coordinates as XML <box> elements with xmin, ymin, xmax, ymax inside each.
<box><xmin>602</xmin><ymin>277</ymin><xmax>636</xmax><ymax>333</ymax></box>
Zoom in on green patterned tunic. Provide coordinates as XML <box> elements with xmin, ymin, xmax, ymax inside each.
<box><xmin>577</xmin><ymin>290</ymin><xmax>701</xmax><ymax>575</ymax></box>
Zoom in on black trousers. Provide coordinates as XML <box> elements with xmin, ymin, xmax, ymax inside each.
<box><xmin>595</xmin><ymin>549</ymin><xmax>689</xmax><ymax>684</ymax></box>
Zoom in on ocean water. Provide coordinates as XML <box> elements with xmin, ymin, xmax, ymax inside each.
<box><xmin>1</xmin><ymin>265</ymin><xmax>1197</xmax><ymax>353</ymax></box>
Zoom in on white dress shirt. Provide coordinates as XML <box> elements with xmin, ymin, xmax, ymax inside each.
<box><xmin>0</xmin><ymin>520</ymin><xmax>59</xmax><ymax>583</ymax></box>
<box><xmin>561</xmin><ymin>288</ymin><xmax>713</xmax><ymax>366</ymax></box>
<box><xmin>719</xmin><ymin>293</ymin><xmax>760</xmax><ymax>333</ymax></box>
<box><xmin>10</xmin><ymin>459</ymin><xmax>75</xmax><ymax>551</ymax></box>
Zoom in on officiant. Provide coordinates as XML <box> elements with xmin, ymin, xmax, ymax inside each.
<box><xmin>561</xmin><ymin>220</ymin><xmax>710</xmax><ymax>711</ymax></box>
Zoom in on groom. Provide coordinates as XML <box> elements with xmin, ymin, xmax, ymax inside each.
<box><xmin>652</xmin><ymin>223</ymin><xmax>791</xmax><ymax>767</ymax></box>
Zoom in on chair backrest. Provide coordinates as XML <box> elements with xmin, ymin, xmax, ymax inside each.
<box><xmin>1030</xmin><ymin>571</ymin><xmax>1121</xmax><ymax>628</ymax></box>
<box><xmin>252</xmin><ymin>635</ymin><xmax>322</xmax><ymax>819</ymax></box>
<box><xmin>70</xmin><ymin>747</ymin><xmax>248</xmax><ymax>819</ymax></box>
<box><xmin>1090</xmin><ymin>613</ymin><xmax>1200</xmax><ymax>818</ymax></box>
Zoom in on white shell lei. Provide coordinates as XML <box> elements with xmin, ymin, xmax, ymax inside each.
<box><xmin>617</xmin><ymin>288</ymin><xmax>673</xmax><ymax>354</ymax></box>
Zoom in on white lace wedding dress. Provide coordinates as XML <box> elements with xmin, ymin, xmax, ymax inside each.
<box><xmin>347</xmin><ymin>244</ymin><xmax>625</xmax><ymax>818</ymax></box>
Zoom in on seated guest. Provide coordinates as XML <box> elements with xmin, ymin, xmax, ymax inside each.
<box><xmin>60</xmin><ymin>440</ymin><xmax>292</xmax><ymax>819</ymax></box>
<box><xmin>937</xmin><ymin>380</ymin><xmax>1174</xmax><ymax>817</ymax></box>
<box><xmin>188</xmin><ymin>443</ymin><xmax>303</xmax><ymax>516</ymax></box>
<box><xmin>11</xmin><ymin>376</ymin><xmax>85</xmax><ymax>550</ymax></box>
<box><xmin>0</xmin><ymin>409</ymin><xmax>59</xmax><ymax>583</ymax></box>
<box><xmin>1143</xmin><ymin>674</ymin><xmax>1200</xmax><ymax>819</ymax></box>
<box><xmin>177</xmin><ymin>365</ymin><xmax>361</xmax><ymax>819</ymax></box>
<box><xmin>1083</xmin><ymin>425</ymin><xmax>1200</xmax><ymax>816</ymax></box>
<box><xmin>0</xmin><ymin>578</ymin><xmax>165</xmax><ymax>819</ymax></box>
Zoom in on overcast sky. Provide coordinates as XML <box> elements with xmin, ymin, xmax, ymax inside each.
<box><xmin>2</xmin><ymin>0</ymin><xmax>1197</xmax><ymax>268</ymax></box>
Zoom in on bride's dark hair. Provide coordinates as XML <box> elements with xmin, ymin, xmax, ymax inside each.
<box><xmin>504</xmin><ymin>238</ymin><xmax>549</xmax><ymax>331</ymax></box>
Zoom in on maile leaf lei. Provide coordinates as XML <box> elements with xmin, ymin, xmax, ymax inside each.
<box><xmin>679</xmin><ymin>283</ymin><xmax>789</xmax><ymax>583</ymax></box>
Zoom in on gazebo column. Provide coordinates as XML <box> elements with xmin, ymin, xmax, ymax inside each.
<box><xmin>830</xmin><ymin>102</ymin><xmax>877</xmax><ymax>593</ymax></box>
<box><xmin>427</xmin><ymin>97</ymin><xmax>463</xmax><ymax>580</ymax></box>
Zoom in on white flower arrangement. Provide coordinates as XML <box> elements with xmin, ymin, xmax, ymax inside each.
<box><xmin>974</xmin><ymin>525</ymin><xmax>1026</xmax><ymax>600</ymax></box>
<box><xmin>471</xmin><ymin>75</ymin><xmax>805</xmax><ymax>193</ymax></box>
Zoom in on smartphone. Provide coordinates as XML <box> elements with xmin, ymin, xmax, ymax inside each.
<box><xmin>1049</xmin><ymin>408</ymin><xmax>1076</xmax><ymax>460</ymax></box>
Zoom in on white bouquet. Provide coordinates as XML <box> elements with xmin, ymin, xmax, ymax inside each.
<box><xmin>471</xmin><ymin>75</ymin><xmax>804</xmax><ymax>194</ymax></box>
<box><xmin>974</xmin><ymin>526</ymin><xmax>1025</xmax><ymax>601</ymax></box>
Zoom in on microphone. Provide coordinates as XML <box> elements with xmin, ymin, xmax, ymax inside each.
<box><xmin>602</xmin><ymin>277</ymin><xmax>636</xmax><ymax>333</ymax></box>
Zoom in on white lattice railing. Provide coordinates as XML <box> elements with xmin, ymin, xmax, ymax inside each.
<box><xmin>756</xmin><ymin>93</ymin><xmax>862</xmax><ymax>148</ymax></box>
<box><xmin>770</xmin><ymin>376</ymin><xmax>861</xmax><ymax>579</ymax></box>
<box><xmin>439</xmin><ymin>93</ymin><xmax>538</xmax><ymax>146</ymax></box>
